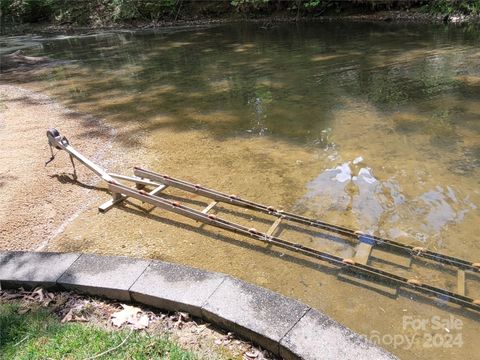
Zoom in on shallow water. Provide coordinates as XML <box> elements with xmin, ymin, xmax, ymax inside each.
<box><xmin>3</xmin><ymin>22</ymin><xmax>480</xmax><ymax>358</ymax></box>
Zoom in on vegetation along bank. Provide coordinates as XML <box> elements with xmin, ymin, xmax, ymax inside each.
<box><xmin>1</xmin><ymin>0</ymin><xmax>480</xmax><ymax>34</ymax></box>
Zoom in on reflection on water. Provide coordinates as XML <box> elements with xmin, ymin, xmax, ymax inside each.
<box><xmin>301</xmin><ymin>158</ymin><xmax>476</xmax><ymax>243</ymax></box>
<box><xmin>248</xmin><ymin>95</ymin><xmax>269</xmax><ymax>136</ymax></box>
<box><xmin>7</xmin><ymin>23</ymin><xmax>479</xmax><ymax>143</ymax></box>
<box><xmin>3</xmin><ymin>22</ymin><xmax>480</xmax><ymax>360</ymax></box>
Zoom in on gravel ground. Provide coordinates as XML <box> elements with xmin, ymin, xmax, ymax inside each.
<box><xmin>0</xmin><ymin>84</ymin><xmax>117</xmax><ymax>250</ymax></box>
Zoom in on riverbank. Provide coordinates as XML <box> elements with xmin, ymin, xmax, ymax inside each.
<box><xmin>2</xmin><ymin>8</ymin><xmax>480</xmax><ymax>36</ymax></box>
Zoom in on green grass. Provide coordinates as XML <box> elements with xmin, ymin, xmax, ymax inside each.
<box><xmin>0</xmin><ymin>303</ymin><xmax>200</xmax><ymax>360</ymax></box>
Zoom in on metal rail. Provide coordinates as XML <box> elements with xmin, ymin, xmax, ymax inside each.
<box><xmin>133</xmin><ymin>167</ymin><xmax>479</xmax><ymax>272</ymax></box>
<box><xmin>45</xmin><ymin>129</ymin><xmax>480</xmax><ymax>313</ymax></box>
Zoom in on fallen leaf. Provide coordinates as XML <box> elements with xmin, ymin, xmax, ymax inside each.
<box><xmin>61</xmin><ymin>309</ymin><xmax>74</xmax><ymax>323</ymax></box>
<box><xmin>33</xmin><ymin>288</ymin><xmax>44</xmax><ymax>302</ymax></box>
<box><xmin>192</xmin><ymin>324</ymin><xmax>207</xmax><ymax>334</ymax></box>
<box><xmin>73</xmin><ymin>315</ymin><xmax>88</xmax><ymax>322</ymax></box>
<box><xmin>111</xmin><ymin>304</ymin><xmax>143</xmax><ymax>328</ymax></box>
<box><xmin>178</xmin><ymin>312</ymin><xmax>190</xmax><ymax>321</ymax></box>
<box><xmin>133</xmin><ymin>314</ymin><xmax>149</xmax><ymax>329</ymax></box>
<box><xmin>245</xmin><ymin>350</ymin><xmax>259</xmax><ymax>358</ymax></box>
<box><xmin>4</xmin><ymin>293</ymin><xmax>23</xmax><ymax>300</ymax></box>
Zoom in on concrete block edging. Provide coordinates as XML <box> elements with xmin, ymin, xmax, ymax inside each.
<box><xmin>0</xmin><ymin>251</ymin><xmax>397</xmax><ymax>360</ymax></box>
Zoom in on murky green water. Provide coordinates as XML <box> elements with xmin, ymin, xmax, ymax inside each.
<box><xmin>3</xmin><ymin>22</ymin><xmax>480</xmax><ymax>359</ymax></box>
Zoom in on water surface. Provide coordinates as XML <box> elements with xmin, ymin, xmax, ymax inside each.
<box><xmin>3</xmin><ymin>22</ymin><xmax>480</xmax><ymax>359</ymax></box>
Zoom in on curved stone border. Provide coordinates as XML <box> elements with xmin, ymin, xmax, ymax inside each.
<box><xmin>0</xmin><ymin>251</ymin><xmax>397</xmax><ymax>360</ymax></box>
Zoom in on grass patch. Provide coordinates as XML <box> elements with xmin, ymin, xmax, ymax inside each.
<box><xmin>0</xmin><ymin>302</ymin><xmax>200</xmax><ymax>359</ymax></box>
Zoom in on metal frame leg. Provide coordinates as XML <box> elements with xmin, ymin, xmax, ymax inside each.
<box><xmin>69</xmin><ymin>154</ymin><xmax>77</xmax><ymax>180</ymax></box>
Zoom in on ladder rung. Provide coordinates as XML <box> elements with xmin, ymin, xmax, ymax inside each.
<box><xmin>149</xmin><ymin>184</ymin><xmax>168</xmax><ymax>196</ymax></box>
<box><xmin>338</xmin><ymin>272</ymin><xmax>398</xmax><ymax>298</ymax></box>
<box><xmin>354</xmin><ymin>242</ymin><xmax>373</xmax><ymax>265</ymax></box>
<box><xmin>371</xmin><ymin>248</ymin><xmax>412</xmax><ymax>268</ymax></box>
<box><xmin>267</xmin><ymin>217</ymin><xmax>283</xmax><ymax>237</ymax></box>
<box><xmin>110</xmin><ymin>173</ymin><xmax>160</xmax><ymax>187</ymax></box>
<box><xmin>457</xmin><ymin>270</ymin><xmax>466</xmax><ymax>296</ymax></box>
<box><xmin>99</xmin><ymin>184</ymin><xmax>167</xmax><ymax>212</ymax></box>
<box><xmin>202</xmin><ymin>201</ymin><xmax>218</xmax><ymax>214</ymax></box>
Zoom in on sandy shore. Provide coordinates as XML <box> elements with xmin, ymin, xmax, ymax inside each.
<box><xmin>0</xmin><ymin>84</ymin><xmax>117</xmax><ymax>250</ymax></box>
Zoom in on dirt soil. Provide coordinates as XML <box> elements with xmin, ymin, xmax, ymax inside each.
<box><xmin>0</xmin><ymin>84</ymin><xmax>118</xmax><ymax>250</ymax></box>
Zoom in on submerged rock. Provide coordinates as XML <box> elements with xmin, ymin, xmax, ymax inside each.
<box><xmin>1</xmin><ymin>50</ymin><xmax>56</xmax><ymax>71</ymax></box>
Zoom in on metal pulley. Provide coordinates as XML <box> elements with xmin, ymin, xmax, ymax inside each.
<box><xmin>47</xmin><ymin>128</ymin><xmax>69</xmax><ymax>149</ymax></box>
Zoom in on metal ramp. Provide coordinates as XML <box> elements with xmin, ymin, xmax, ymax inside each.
<box><xmin>46</xmin><ymin>129</ymin><xmax>480</xmax><ymax>313</ymax></box>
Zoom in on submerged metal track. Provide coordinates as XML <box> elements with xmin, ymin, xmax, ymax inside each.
<box><xmin>46</xmin><ymin>129</ymin><xmax>480</xmax><ymax>313</ymax></box>
<box><xmin>108</xmin><ymin>168</ymin><xmax>480</xmax><ymax>312</ymax></box>
<box><xmin>133</xmin><ymin>168</ymin><xmax>479</xmax><ymax>271</ymax></box>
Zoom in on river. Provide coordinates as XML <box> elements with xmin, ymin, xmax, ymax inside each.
<box><xmin>2</xmin><ymin>21</ymin><xmax>479</xmax><ymax>359</ymax></box>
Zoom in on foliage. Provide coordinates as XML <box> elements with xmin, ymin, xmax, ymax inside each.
<box><xmin>1</xmin><ymin>0</ymin><xmax>56</xmax><ymax>23</ymax></box>
<box><xmin>1</xmin><ymin>0</ymin><xmax>480</xmax><ymax>26</ymax></box>
<box><xmin>110</xmin><ymin>0</ymin><xmax>140</xmax><ymax>21</ymax></box>
<box><xmin>304</xmin><ymin>0</ymin><xmax>323</xmax><ymax>9</ymax></box>
<box><xmin>229</xmin><ymin>0</ymin><xmax>332</xmax><ymax>13</ymax></box>
<box><xmin>1</xmin><ymin>0</ymin><xmax>182</xmax><ymax>25</ymax></box>
<box><xmin>426</xmin><ymin>0</ymin><xmax>480</xmax><ymax>15</ymax></box>
<box><xmin>455</xmin><ymin>0</ymin><xmax>480</xmax><ymax>14</ymax></box>
<box><xmin>0</xmin><ymin>302</ymin><xmax>199</xmax><ymax>359</ymax></box>
<box><xmin>230</xmin><ymin>0</ymin><xmax>270</xmax><ymax>13</ymax></box>
<box><xmin>136</xmin><ymin>0</ymin><xmax>180</xmax><ymax>22</ymax></box>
